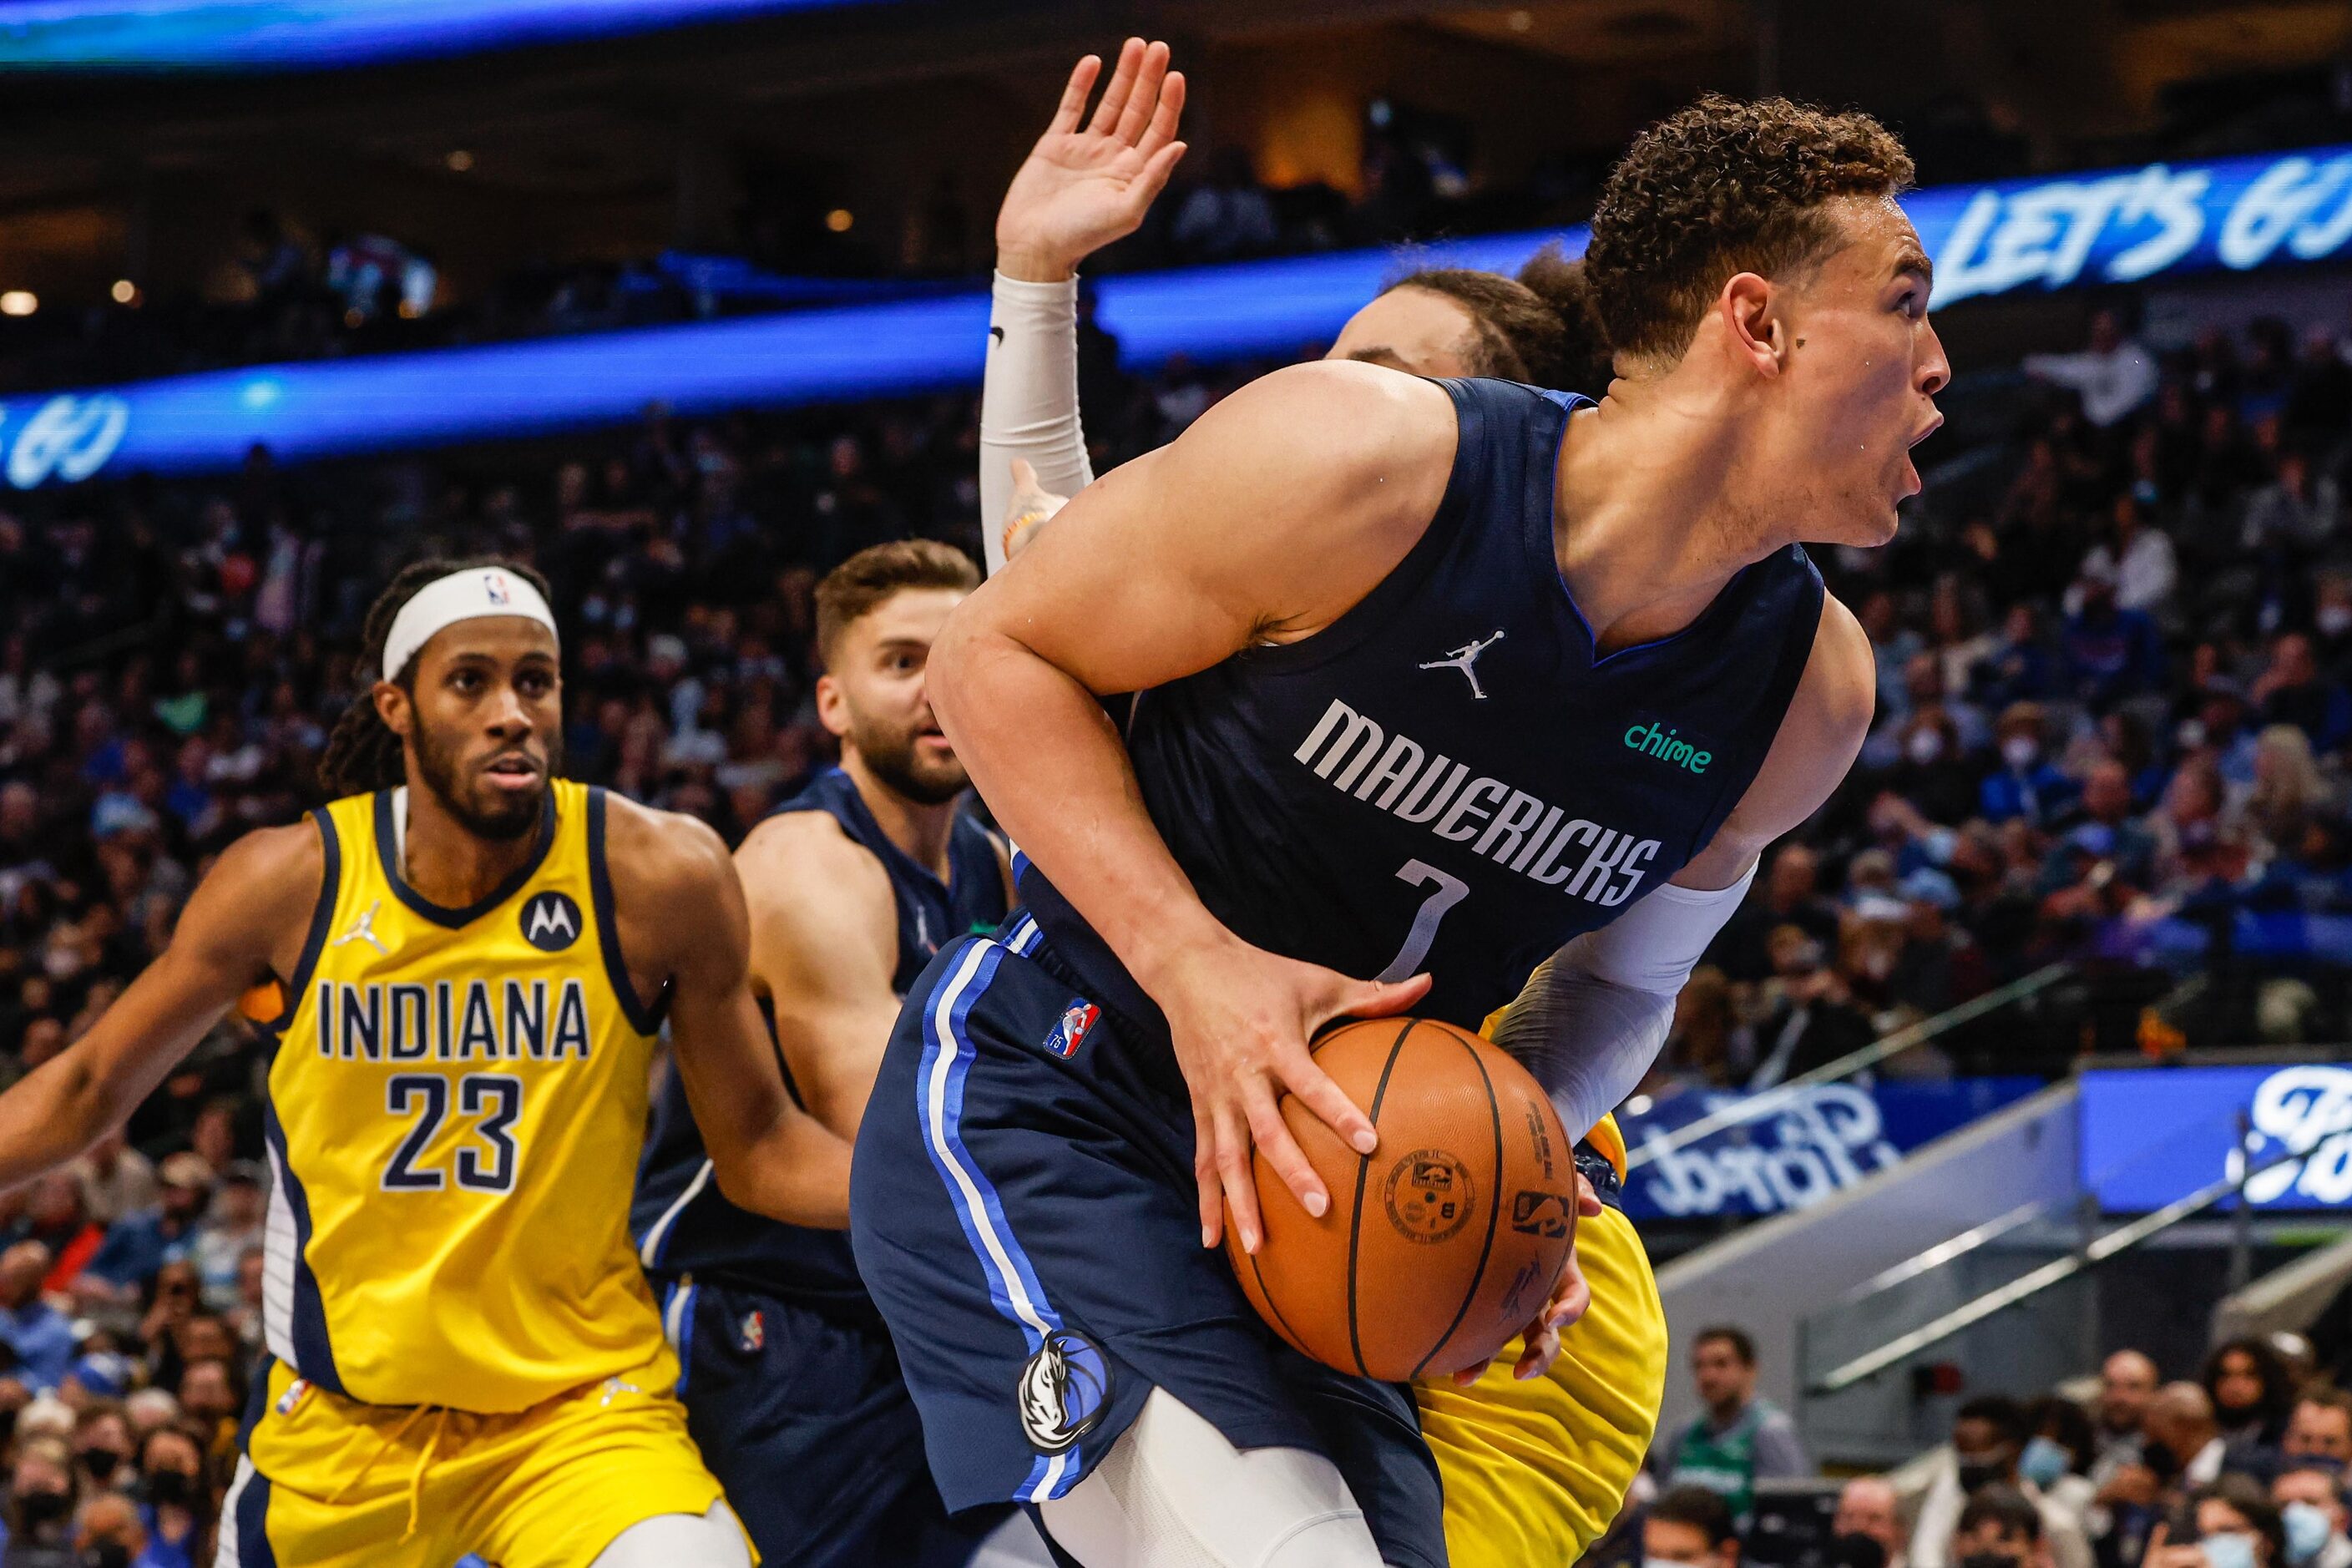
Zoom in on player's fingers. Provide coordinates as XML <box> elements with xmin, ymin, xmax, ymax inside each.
<box><xmin>1047</xmin><ymin>54</ymin><xmax>1102</xmax><ymax>137</ymax></box>
<box><xmin>1136</xmin><ymin>70</ymin><xmax>1186</xmax><ymax>160</ymax></box>
<box><xmin>1450</xmin><ymin>1357</ymin><xmax>1494</xmax><ymax>1388</ymax></box>
<box><xmin>1130</xmin><ymin>141</ymin><xmax>1189</xmax><ymax>210</ymax></box>
<box><xmin>1576</xmin><ymin>1171</ymin><xmax>1605</xmax><ymax>1218</ymax></box>
<box><xmin>1243</xmin><ymin>1080</ymin><xmax>1329</xmax><ymax>1220</ymax></box>
<box><xmin>1112</xmin><ymin>40</ymin><xmax>1170</xmax><ymax>145</ymax></box>
<box><xmin>1214</xmin><ymin>1100</ymin><xmax>1265</xmax><ymax>1254</ymax></box>
<box><xmin>1334</xmin><ymin>971</ymin><xmax>1432</xmax><ymax>1023</ymax></box>
<box><xmin>1192</xmin><ymin>1102</ymin><xmax>1223</xmax><ymax>1249</ymax></box>
<box><xmin>1085</xmin><ymin>37</ymin><xmax>1146</xmax><ymax>135</ymax></box>
<box><xmin>1515</xmin><ymin>1323</ymin><xmax>1561</xmax><ymax>1381</ymax></box>
<box><xmin>1278</xmin><ymin>1053</ymin><xmax>1377</xmax><ymax>1156</ymax></box>
<box><xmin>1547</xmin><ymin>1256</ymin><xmax>1592</xmax><ymax>1331</ymax></box>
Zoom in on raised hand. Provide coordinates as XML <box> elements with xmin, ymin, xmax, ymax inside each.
<box><xmin>996</xmin><ymin>38</ymin><xmax>1188</xmax><ymax>283</ymax></box>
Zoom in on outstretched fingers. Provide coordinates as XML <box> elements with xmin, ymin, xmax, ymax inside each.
<box><xmin>1085</xmin><ymin>37</ymin><xmax>1147</xmax><ymax>137</ymax></box>
<box><xmin>1111</xmin><ymin>40</ymin><xmax>1172</xmax><ymax>146</ymax></box>
<box><xmin>1046</xmin><ymin>54</ymin><xmax>1103</xmax><ymax>139</ymax></box>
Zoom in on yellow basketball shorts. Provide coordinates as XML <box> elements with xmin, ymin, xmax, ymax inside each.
<box><xmin>223</xmin><ymin>1355</ymin><xmax>742</xmax><ymax>1568</ymax></box>
<box><xmin>1414</xmin><ymin>1194</ymin><xmax>1668</xmax><ymax>1567</ymax></box>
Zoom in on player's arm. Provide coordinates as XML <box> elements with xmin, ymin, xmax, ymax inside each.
<box><xmin>733</xmin><ymin>812</ymin><xmax>903</xmax><ymax>1143</ymax></box>
<box><xmin>983</xmin><ymin>38</ymin><xmax>1186</xmax><ymax>567</ymax></box>
<box><xmin>610</xmin><ymin>799</ymin><xmax>853</xmax><ymax>1228</ymax></box>
<box><xmin>933</xmin><ymin>359</ymin><xmax>1452</xmax><ymax>1253</ymax></box>
<box><xmin>1493</xmin><ymin>592</ymin><xmax>1874</xmax><ymax>1131</ymax></box>
<box><xmin>0</xmin><ymin>824</ymin><xmax>318</xmax><ymax>1193</ymax></box>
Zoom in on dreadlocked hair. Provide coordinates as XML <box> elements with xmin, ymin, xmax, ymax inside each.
<box><xmin>316</xmin><ymin>556</ymin><xmax>555</xmax><ymax>800</ymax></box>
<box><xmin>1514</xmin><ymin>245</ymin><xmax>1616</xmax><ymax>393</ymax></box>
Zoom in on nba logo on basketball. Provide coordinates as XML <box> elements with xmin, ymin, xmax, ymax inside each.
<box><xmin>1044</xmin><ymin>1001</ymin><xmax>1099</xmax><ymax>1059</ymax></box>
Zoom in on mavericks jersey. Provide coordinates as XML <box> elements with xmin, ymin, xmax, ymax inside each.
<box><xmin>264</xmin><ymin>780</ymin><xmax>671</xmax><ymax>1412</ymax></box>
<box><xmin>632</xmin><ymin>767</ymin><xmax>1008</xmax><ymax>1306</ymax></box>
<box><xmin>1023</xmin><ymin>378</ymin><xmax>1825</xmax><ymax>1031</ymax></box>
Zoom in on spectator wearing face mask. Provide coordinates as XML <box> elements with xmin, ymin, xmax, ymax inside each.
<box><xmin>69</xmin><ymin>1494</ymin><xmax>144</xmax><ymax>1568</ymax></box>
<box><xmin>71</xmin><ymin>1402</ymin><xmax>134</xmax><ymax>1496</ymax></box>
<box><xmin>2285</xmin><ymin>1390</ymin><xmax>2352</xmax><ymax>1464</ymax></box>
<box><xmin>2024</xmin><ymin>1397</ymin><xmax>2102</xmax><ymax>1537</ymax></box>
<box><xmin>2149</xmin><ymin>1478</ymin><xmax>2287</xmax><ymax>1568</ymax></box>
<box><xmin>1952</xmin><ymin>1486</ymin><xmax>2053</xmax><ymax>1568</ymax></box>
<box><xmin>1646</xmin><ymin>1485</ymin><xmax>1743</xmax><ymax>1568</ymax></box>
<box><xmin>1838</xmin><ymin>1476</ymin><xmax>1911</xmax><ymax>1568</ymax></box>
<box><xmin>131</xmin><ymin>1424</ymin><xmax>206</xmax><ymax>1568</ymax></box>
<box><xmin>1914</xmin><ymin>1398</ymin><xmax>2094</xmax><ymax>1568</ymax></box>
<box><xmin>2271</xmin><ymin>1464</ymin><xmax>2350</xmax><ymax>1568</ymax></box>
<box><xmin>1981</xmin><ymin>705</ymin><xmax>2079</xmax><ymax>828</ymax></box>
<box><xmin>1</xmin><ymin>1435</ymin><xmax>81</xmax><ymax>1566</ymax></box>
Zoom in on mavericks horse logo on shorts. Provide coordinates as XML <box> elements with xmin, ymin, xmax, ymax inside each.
<box><xmin>1018</xmin><ymin>1328</ymin><xmax>1111</xmax><ymax>1454</ymax></box>
<box><xmin>1044</xmin><ymin>999</ymin><xmax>1100</xmax><ymax>1060</ymax></box>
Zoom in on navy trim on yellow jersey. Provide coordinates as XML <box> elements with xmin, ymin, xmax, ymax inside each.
<box><xmin>260</xmin><ymin>1095</ymin><xmax>342</xmax><ymax>1394</ymax></box>
<box><xmin>586</xmin><ymin>787</ymin><xmax>666</xmax><ymax>1035</ymax></box>
<box><xmin>371</xmin><ymin>787</ymin><xmax>557</xmax><ymax>928</ymax></box>
<box><xmin>259</xmin><ymin>807</ymin><xmax>341</xmax><ymax>1037</ymax></box>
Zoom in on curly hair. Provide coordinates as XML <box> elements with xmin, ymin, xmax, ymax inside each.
<box><xmin>1582</xmin><ymin>94</ymin><xmax>1914</xmax><ymax>366</ymax></box>
<box><xmin>316</xmin><ymin>556</ymin><xmax>554</xmax><ymax>799</ymax></box>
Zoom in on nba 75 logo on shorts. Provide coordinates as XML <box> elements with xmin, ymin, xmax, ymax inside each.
<box><xmin>1043</xmin><ymin>999</ymin><xmax>1100</xmax><ymax>1060</ymax></box>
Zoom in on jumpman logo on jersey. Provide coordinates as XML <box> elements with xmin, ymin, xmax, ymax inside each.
<box><xmin>329</xmin><ymin>900</ymin><xmax>388</xmax><ymax>956</ymax></box>
<box><xmin>1419</xmin><ymin>630</ymin><xmax>1506</xmax><ymax>700</ymax></box>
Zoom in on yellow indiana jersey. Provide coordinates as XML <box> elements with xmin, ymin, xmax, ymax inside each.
<box><xmin>260</xmin><ymin>780</ymin><xmax>674</xmax><ymax>1413</ymax></box>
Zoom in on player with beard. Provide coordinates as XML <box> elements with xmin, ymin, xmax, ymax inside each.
<box><xmin>0</xmin><ymin>558</ymin><xmax>850</xmax><ymax>1568</ymax></box>
<box><xmin>634</xmin><ymin>542</ymin><xmax>1047</xmax><ymax>1568</ymax></box>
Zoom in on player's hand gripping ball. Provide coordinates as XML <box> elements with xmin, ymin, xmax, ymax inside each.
<box><xmin>1225</xmin><ymin>1017</ymin><xmax>1581</xmax><ymax>1381</ymax></box>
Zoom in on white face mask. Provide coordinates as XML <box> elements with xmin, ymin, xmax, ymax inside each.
<box><xmin>2002</xmin><ymin>735</ymin><xmax>2040</xmax><ymax>770</ymax></box>
<box><xmin>1908</xmin><ymin>730</ymin><xmax>1946</xmax><ymax>765</ymax></box>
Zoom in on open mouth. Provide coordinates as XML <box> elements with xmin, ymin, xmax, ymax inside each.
<box><xmin>482</xmin><ymin>753</ymin><xmax>543</xmax><ymax>790</ymax></box>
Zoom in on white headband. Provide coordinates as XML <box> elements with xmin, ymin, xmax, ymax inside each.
<box><xmin>382</xmin><ymin>568</ymin><xmax>560</xmax><ymax>682</ymax></box>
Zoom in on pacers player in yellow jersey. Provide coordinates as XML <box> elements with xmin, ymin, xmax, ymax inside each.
<box><xmin>0</xmin><ymin>558</ymin><xmax>852</xmax><ymax>1568</ymax></box>
<box><xmin>979</xmin><ymin>43</ymin><xmax>1666</xmax><ymax>1565</ymax></box>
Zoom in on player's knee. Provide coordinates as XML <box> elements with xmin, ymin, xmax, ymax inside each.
<box><xmin>589</xmin><ymin>1500</ymin><xmax>752</xmax><ymax>1568</ymax></box>
<box><xmin>1036</xmin><ymin>1386</ymin><xmax>1391</xmax><ymax>1568</ymax></box>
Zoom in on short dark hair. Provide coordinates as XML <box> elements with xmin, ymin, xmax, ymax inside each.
<box><xmin>1956</xmin><ymin>1395</ymin><xmax>2031</xmax><ymax>1448</ymax></box>
<box><xmin>1957</xmin><ymin>1485</ymin><xmax>2042</xmax><ymax>1543</ymax></box>
<box><xmin>2295</xmin><ymin>1385</ymin><xmax>2352</xmax><ymax>1422</ymax></box>
<box><xmin>2196</xmin><ymin>1474</ymin><xmax>2286</xmax><ymax>1567</ymax></box>
<box><xmin>1695</xmin><ymin>1326</ymin><xmax>1757</xmax><ymax>1367</ymax></box>
<box><xmin>814</xmin><ymin>540</ymin><xmax>979</xmax><ymax>669</ymax></box>
<box><xmin>1582</xmin><ymin>94</ymin><xmax>1915</xmax><ymax>364</ymax></box>
<box><xmin>1653</xmin><ymin>1484</ymin><xmax>1740</xmax><ymax>1548</ymax></box>
<box><xmin>1382</xmin><ymin>268</ymin><xmax>1564</xmax><ymax>386</ymax></box>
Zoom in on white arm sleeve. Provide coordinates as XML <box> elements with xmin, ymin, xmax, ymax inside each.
<box><xmin>1489</xmin><ymin>863</ymin><xmax>1754</xmax><ymax>1140</ymax></box>
<box><xmin>979</xmin><ymin>271</ymin><xmax>1096</xmax><ymax>575</ymax></box>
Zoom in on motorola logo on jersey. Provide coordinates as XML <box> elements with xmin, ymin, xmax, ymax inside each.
<box><xmin>1017</xmin><ymin>1328</ymin><xmax>1111</xmax><ymax>1454</ymax></box>
<box><xmin>1292</xmin><ymin>696</ymin><xmax>1662</xmax><ymax>908</ymax></box>
<box><xmin>519</xmin><ymin>891</ymin><xmax>582</xmax><ymax>952</ymax></box>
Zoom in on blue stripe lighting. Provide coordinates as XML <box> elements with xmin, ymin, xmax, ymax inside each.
<box><xmin>0</xmin><ymin>1</ymin><xmax>878</xmax><ymax>73</ymax></box>
<box><xmin>3</xmin><ymin>142</ymin><xmax>2348</xmax><ymax>487</ymax></box>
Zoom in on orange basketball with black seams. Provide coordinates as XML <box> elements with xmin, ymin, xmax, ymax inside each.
<box><xmin>1225</xmin><ymin>1015</ymin><xmax>1580</xmax><ymax>1382</ymax></box>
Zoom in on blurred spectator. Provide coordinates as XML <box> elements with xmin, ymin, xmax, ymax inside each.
<box><xmin>1171</xmin><ymin>149</ymin><xmax>1279</xmax><ymax>264</ymax></box>
<box><xmin>1646</xmin><ymin>1484</ymin><xmax>1743</xmax><ymax>1568</ymax></box>
<box><xmin>1915</xmin><ymin>1397</ymin><xmax>2094</xmax><ymax>1568</ymax></box>
<box><xmin>2253</xmin><ymin>638</ymin><xmax>2352</xmax><ymax>753</ymax></box>
<box><xmin>2026</xmin><ymin>309</ymin><xmax>2159</xmax><ymax>429</ymax></box>
<box><xmin>2270</xmin><ymin>1464</ymin><xmax>2349</xmax><ymax>1568</ymax></box>
<box><xmin>1839</xmin><ymin>1475</ymin><xmax>1912</xmax><ymax>1568</ymax></box>
<box><xmin>75</xmin><ymin>1135</ymin><xmax>159</xmax><ymax>1230</ymax></box>
<box><xmin>0</xmin><ymin>1243</ymin><xmax>73</xmax><ymax>1393</ymax></box>
<box><xmin>3</xmin><ymin>1434</ymin><xmax>80</xmax><ymax>1565</ymax></box>
<box><xmin>1746</xmin><ymin>925</ymin><xmax>1877</xmax><ymax>1087</ymax></box>
<box><xmin>2283</xmin><ymin>1389</ymin><xmax>2352</xmax><ymax>1463</ymax></box>
<box><xmin>1713</xmin><ymin>844</ymin><xmax>1844</xmax><ymax>983</ymax></box>
<box><xmin>2146</xmin><ymin>1383</ymin><xmax>2228</xmax><ymax>1489</ymax></box>
<box><xmin>2095</xmin><ymin>1351</ymin><xmax>2162</xmax><ymax>1481</ymax></box>
<box><xmin>1952</xmin><ymin>1485</ymin><xmax>2051</xmax><ymax>1568</ymax></box>
<box><xmin>2206</xmin><ymin>1338</ymin><xmax>2299</xmax><ymax>1459</ymax></box>
<box><xmin>83</xmin><ymin>1156</ymin><xmax>211</xmax><ymax>1302</ymax></box>
<box><xmin>1657</xmin><ymin>1326</ymin><xmax>1810</xmax><ymax>1525</ymax></box>
<box><xmin>2076</xmin><ymin>493</ymin><xmax>2177</xmax><ymax>617</ymax></box>
<box><xmin>1982</xmin><ymin>705</ymin><xmax>2078</xmax><ymax>827</ymax></box>
<box><xmin>190</xmin><ymin>1163</ymin><xmax>262</xmax><ymax>1313</ymax></box>
<box><xmin>70</xmin><ymin>1492</ymin><xmax>145</xmax><ymax>1568</ymax></box>
<box><xmin>2149</xmin><ymin>1478</ymin><xmax>2285</xmax><ymax>1568</ymax></box>
<box><xmin>132</xmin><ymin>1424</ymin><xmax>206</xmax><ymax>1568</ymax></box>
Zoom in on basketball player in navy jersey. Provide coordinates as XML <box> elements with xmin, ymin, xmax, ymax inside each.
<box><xmin>635</xmin><ymin>542</ymin><xmax>1047</xmax><ymax>1566</ymax></box>
<box><xmin>852</xmin><ymin>96</ymin><xmax>1945</xmax><ymax>1567</ymax></box>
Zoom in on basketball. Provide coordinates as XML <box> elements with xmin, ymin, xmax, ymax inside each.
<box><xmin>1226</xmin><ymin>1016</ymin><xmax>1581</xmax><ymax>1383</ymax></box>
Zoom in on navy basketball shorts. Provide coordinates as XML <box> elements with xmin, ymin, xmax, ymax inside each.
<box><xmin>655</xmin><ymin>1278</ymin><xmax>1010</xmax><ymax>1568</ymax></box>
<box><xmin>849</xmin><ymin>915</ymin><xmax>1448</xmax><ymax>1568</ymax></box>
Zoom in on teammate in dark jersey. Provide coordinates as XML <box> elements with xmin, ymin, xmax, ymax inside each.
<box><xmin>852</xmin><ymin>97</ymin><xmax>1945</xmax><ymax>1566</ymax></box>
<box><xmin>633</xmin><ymin>542</ymin><xmax>1043</xmax><ymax>1566</ymax></box>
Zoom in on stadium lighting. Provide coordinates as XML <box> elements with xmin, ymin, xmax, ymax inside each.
<box><xmin>826</xmin><ymin>209</ymin><xmax>855</xmax><ymax>233</ymax></box>
<box><xmin>448</xmin><ymin>149</ymin><xmax>476</xmax><ymax>172</ymax></box>
<box><xmin>0</xmin><ymin>292</ymin><xmax>37</xmax><ymax>317</ymax></box>
<box><xmin>110</xmin><ymin>280</ymin><xmax>137</xmax><ymax>304</ymax></box>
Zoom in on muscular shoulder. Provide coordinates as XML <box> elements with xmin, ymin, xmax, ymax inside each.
<box><xmin>1784</xmin><ymin>593</ymin><xmax>1875</xmax><ymax>755</ymax></box>
<box><xmin>599</xmin><ymin>792</ymin><xmax>739</xmax><ymax>931</ymax></box>
<box><xmin>736</xmin><ymin>811</ymin><xmax>895</xmax><ymax>927</ymax></box>
<box><xmin>181</xmin><ymin>817</ymin><xmax>327</xmax><ymax>971</ymax></box>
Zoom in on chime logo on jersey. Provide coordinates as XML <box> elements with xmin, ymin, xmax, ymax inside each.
<box><xmin>519</xmin><ymin>890</ymin><xmax>582</xmax><ymax>952</ymax></box>
<box><xmin>1017</xmin><ymin>1328</ymin><xmax>1110</xmax><ymax>1454</ymax></box>
<box><xmin>1044</xmin><ymin>999</ymin><xmax>1099</xmax><ymax>1060</ymax></box>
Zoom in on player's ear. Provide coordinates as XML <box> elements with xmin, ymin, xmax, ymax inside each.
<box><xmin>1721</xmin><ymin>272</ymin><xmax>1782</xmax><ymax>379</ymax></box>
<box><xmin>812</xmin><ymin>673</ymin><xmax>851</xmax><ymax>740</ymax></box>
<box><xmin>372</xmin><ymin>680</ymin><xmax>414</xmax><ymax>740</ymax></box>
